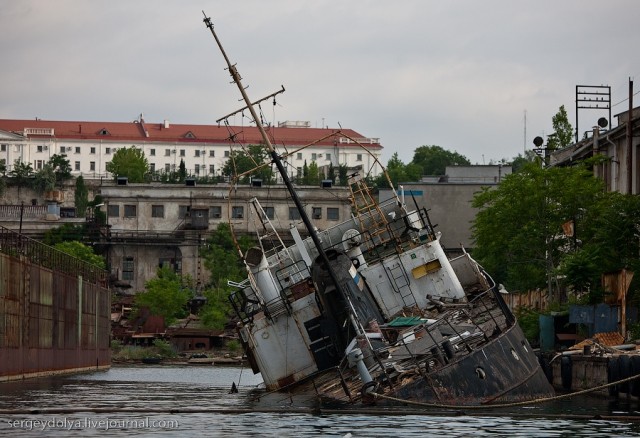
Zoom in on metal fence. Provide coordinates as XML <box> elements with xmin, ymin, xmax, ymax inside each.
<box><xmin>0</xmin><ymin>225</ymin><xmax>108</xmax><ymax>285</ymax></box>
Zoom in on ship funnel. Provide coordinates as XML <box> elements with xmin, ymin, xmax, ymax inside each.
<box><xmin>245</xmin><ymin>247</ymin><xmax>280</xmax><ymax>303</ymax></box>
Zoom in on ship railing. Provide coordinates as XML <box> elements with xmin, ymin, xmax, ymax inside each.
<box><xmin>228</xmin><ymin>283</ymin><xmax>263</xmax><ymax>323</ymax></box>
<box><xmin>0</xmin><ymin>225</ymin><xmax>108</xmax><ymax>286</ymax></box>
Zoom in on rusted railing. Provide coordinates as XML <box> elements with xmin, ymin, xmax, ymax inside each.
<box><xmin>0</xmin><ymin>225</ymin><xmax>108</xmax><ymax>285</ymax></box>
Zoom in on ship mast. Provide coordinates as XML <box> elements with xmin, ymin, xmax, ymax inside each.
<box><xmin>202</xmin><ymin>13</ymin><xmax>361</xmax><ymax>336</ymax></box>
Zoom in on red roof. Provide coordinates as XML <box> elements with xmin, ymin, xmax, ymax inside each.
<box><xmin>0</xmin><ymin>118</ymin><xmax>382</xmax><ymax>149</ymax></box>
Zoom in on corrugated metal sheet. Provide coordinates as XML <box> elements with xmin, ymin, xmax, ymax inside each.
<box><xmin>0</xmin><ymin>226</ymin><xmax>111</xmax><ymax>380</ymax></box>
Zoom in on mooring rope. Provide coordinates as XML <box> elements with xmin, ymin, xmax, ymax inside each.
<box><xmin>372</xmin><ymin>372</ymin><xmax>640</xmax><ymax>409</ymax></box>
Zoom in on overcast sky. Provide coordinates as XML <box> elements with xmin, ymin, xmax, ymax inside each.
<box><xmin>1</xmin><ymin>0</ymin><xmax>639</xmax><ymax>165</ymax></box>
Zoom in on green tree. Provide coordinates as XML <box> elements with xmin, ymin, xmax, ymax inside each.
<box><xmin>54</xmin><ymin>240</ymin><xmax>106</xmax><ymax>269</ymax></box>
<box><xmin>471</xmin><ymin>161</ymin><xmax>604</xmax><ymax>294</ymax></box>
<box><xmin>105</xmin><ymin>146</ymin><xmax>149</xmax><ymax>183</ymax></box>
<box><xmin>9</xmin><ymin>159</ymin><xmax>34</xmax><ymax>193</ymax></box>
<box><xmin>43</xmin><ymin>224</ymin><xmax>87</xmax><ymax>245</ymax></box>
<box><xmin>511</xmin><ymin>150</ymin><xmax>538</xmax><ymax>173</ymax></box>
<box><xmin>376</xmin><ymin>152</ymin><xmax>422</xmax><ymax>188</ymax></box>
<box><xmin>221</xmin><ymin>145</ymin><xmax>273</xmax><ymax>184</ymax></box>
<box><xmin>199</xmin><ymin>223</ymin><xmax>254</xmax><ymax>328</ymax></box>
<box><xmin>307</xmin><ymin>160</ymin><xmax>320</xmax><ymax>186</ymax></box>
<box><xmin>327</xmin><ymin>163</ymin><xmax>335</xmax><ymax>184</ymax></box>
<box><xmin>337</xmin><ymin>164</ymin><xmax>349</xmax><ymax>186</ymax></box>
<box><xmin>178</xmin><ymin>159</ymin><xmax>186</xmax><ymax>182</ymax></box>
<box><xmin>559</xmin><ymin>192</ymin><xmax>640</xmax><ymax>303</ymax></box>
<box><xmin>546</xmin><ymin>105</ymin><xmax>574</xmax><ymax>151</ymax></box>
<box><xmin>135</xmin><ymin>266</ymin><xmax>192</xmax><ymax>325</ymax></box>
<box><xmin>32</xmin><ymin>163</ymin><xmax>56</xmax><ymax>194</ymax></box>
<box><xmin>75</xmin><ymin>175</ymin><xmax>89</xmax><ymax>216</ymax></box>
<box><xmin>48</xmin><ymin>154</ymin><xmax>72</xmax><ymax>187</ymax></box>
<box><xmin>411</xmin><ymin>145</ymin><xmax>470</xmax><ymax>176</ymax></box>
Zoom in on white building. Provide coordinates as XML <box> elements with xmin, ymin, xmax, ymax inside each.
<box><xmin>0</xmin><ymin>116</ymin><xmax>382</xmax><ymax>180</ymax></box>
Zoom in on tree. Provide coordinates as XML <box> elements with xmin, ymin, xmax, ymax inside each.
<box><xmin>9</xmin><ymin>159</ymin><xmax>34</xmax><ymax>192</ymax></box>
<box><xmin>178</xmin><ymin>159</ymin><xmax>187</xmax><ymax>182</ymax></box>
<box><xmin>546</xmin><ymin>105</ymin><xmax>574</xmax><ymax>151</ymax></box>
<box><xmin>43</xmin><ymin>224</ymin><xmax>87</xmax><ymax>246</ymax></box>
<box><xmin>337</xmin><ymin>164</ymin><xmax>349</xmax><ymax>186</ymax></box>
<box><xmin>411</xmin><ymin>145</ymin><xmax>470</xmax><ymax>176</ymax></box>
<box><xmin>135</xmin><ymin>266</ymin><xmax>192</xmax><ymax>325</ymax></box>
<box><xmin>376</xmin><ymin>152</ymin><xmax>422</xmax><ymax>188</ymax></box>
<box><xmin>471</xmin><ymin>161</ymin><xmax>605</xmax><ymax>294</ymax></box>
<box><xmin>559</xmin><ymin>192</ymin><xmax>640</xmax><ymax>303</ymax></box>
<box><xmin>48</xmin><ymin>154</ymin><xmax>72</xmax><ymax>187</ymax></box>
<box><xmin>199</xmin><ymin>223</ymin><xmax>255</xmax><ymax>328</ymax></box>
<box><xmin>54</xmin><ymin>240</ymin><xmax>106</xmax><ymax>269</ymax></box>
<box><xmin>511</xmin><ymin>150</ymin><xmax>538</xmax><ymax>173</ymax></box>
<box><xmin>106</xmin><ymin>146</ymin><xmax>149</xmax><ymax>183</ymax></box>
<box><xmin>75</xmin><ymin>176</ymin><xmax>89</xmax><ymax>216</ymax></box>
<box><xmin>32</xmin><ymin>163</ymin><xmax>56</xmax><ymax>194</ymax></box>
<box><xmin>221</xmin><ymin>145</ymin><xmax>273</xmax><ymax>184</ymax></box>
<box><xmin>307</xmin><ymin>160</ymin><xmax>320</xmax><ymax>186</ymax></box>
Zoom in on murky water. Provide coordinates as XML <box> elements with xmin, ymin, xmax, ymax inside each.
<box><xmin>1</xmin><ymin>365</ymin><xmax>639</xmax><ymax>437</ymax></box>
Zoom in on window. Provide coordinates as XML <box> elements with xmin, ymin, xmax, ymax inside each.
<box><xmin>90</xmin><ymin>147</ymin><xmax>96</xmax><ymax>154</ymax></box>
<box><xmin>150</xmin><ymin>148</ymin><xmax>156</xmax><ymax>156</ymax></box>
<box><xmin>149</xmin><ymin>163</ymin><xmax>155</xmax><ymax>172</ymax></box>
<box><xmin>165</xmin><ymin>149</ymin><xmax>171</xmax><ymax>156</ymax></box>
<box><xmin>209</xmin><ymin>165</ymin><xmax>215</xmax><ymax>174</ymax></box>
<box><xmin>35</xmin><ymin>160</ymin><xmax>43</xmax><ymax>170</ymax></box>
<box><xmin>194</xmin><ymin>164</ymin><xmax>200</xmax><ymax>175</ymax></box>
<box><xmin>124</xmin><ymin>205</ymin><xmax>137</xmax><ymax>217</ymax></box>
<box><xmin>289</xmin><ymin>207</ymin><xmax>301</xmax><ymax>220</ymax></box>
<box><xmin>165</xmin><ymin>163</ymin><xmax>171</xmax><ymax>172</ymax></box>
<box><xmin>1</xmin><ymin>144</ymin><xmax>6</xmax><ymax>152</ymax></box>
<box><xmin>179</xmin><ymin>149</ymin><xmax>185</xmax><ymax>157</ymax></box>
<box><xmin>90</xmin><ymin>161</ymin><xmax>96</xmax><ymax>171</ymax></box>
<box><xmin>356</xmin><ymin>153</ymin><xmax>363</xmax><ymax>161</ymax></box>
<box><xmin>312</xmin><ymin>207</ymin><xmax>322</xmax><ymax>219</ymax></box>
<box><xmin>209</xmin><ymin>150</ymin><xmax>215</xmax><ymax>157</ymax></box>
<box><xmin>195</xmin><ymin>150</ymin><xmax>201</xmax><ymax>157</ymax></box>
<box><xmin>178</xmin><ymin>205</ymin><xmax>190</xmax><ymax>219</ymax></box>
<box><xmin>311</xmin><ymin>153</ymin><xmax>317</xmax><ymax>161</ymax></box>
<box><xmin>296</xmin><ymin>153</ymin><xmax>302</xmax><ymax>160</ymax></box>
<box><xmin>224</xmin><ymin>150</ymin><xmax>230</xmax><ymax>157</ymax></box>
<box><xmin>75</xmin><ymin>161</ymin><xmax>80</xmax><ymax>171</ymax></box>
<box><xmin>326</xmin><ymin>153</ymin><xmax>331</xmax><ymax>161</ymax></box>
<box><xmin>108</xmin><ymin>205</ymin><xmax>119</xmax><ymax>217</ymax></box>
<box><xmin>122</xmin><ymin>257</ymin><xmax>134</xmax><ymax>281</ymax></box>
<box><xmin>37</xmin><ymin>145</ymin><xmax>44</xmax><ymax>153</ymax></box>
<box><xmin>210</xmin><ymin>206</ymin><xmax>222</xmax><ymax>218</ymax></box>
<box><xmin>75</xmin><ymin>147</ymin><xmax>80</xmax><ymax>154</ymax></box>
<box><xmin>151</xmin><ymin>205</ymin><xmax>164</xmax><ymax>218</ymax></box>
<box><xmin>232</xmin><ymin>206</ymin><xmax>244</xmax><ymax>219</ymax></box>
<box><xmin>264</xmin><ymin>206</ymin><xmax>275</xmax><ymax>220</ymax></box>
<box><xmin>327</xmin><ymin>207</ymin><xmax>340</xmax><ymax>221</ymax></box>
<box><xmin>106</xmin><ymin>147</ymin><xmax>111</xmax><ymax>154</ymax></box>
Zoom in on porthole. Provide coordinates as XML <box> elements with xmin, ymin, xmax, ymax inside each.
<box><xmin>475</xmin><ymin>366</ymin><xmax>486</xmax><ymax>379</ymax></box>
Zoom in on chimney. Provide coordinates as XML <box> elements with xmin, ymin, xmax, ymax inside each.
<box><xmin>164</xmin><ymin>120</ymin><xmax>170</xmax><ymax>129</ymax></box>
<box><xmin>79</xmin><ymin>124</ymin><xmax>82</xmax><ymax>134</ymax></box>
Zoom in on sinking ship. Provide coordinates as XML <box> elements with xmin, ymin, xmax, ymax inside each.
<box><xmin>203</xmin><ymin>13</ymin><xmax>554</xmax><ymax>407</ymax></box>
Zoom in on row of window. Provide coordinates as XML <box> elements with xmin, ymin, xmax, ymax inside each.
<box><xmin>28</xmin><ymin>145</ymin><xmax>362</xmax><ymax>162</ymax></box>
<box><xmin>108</xmin><ymin>204</ymin><xmax>340</xmax><ymax>221</ymax></box>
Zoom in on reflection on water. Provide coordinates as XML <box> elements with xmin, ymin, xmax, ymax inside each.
<box><xmin>0</xmin><ymin>365</ymin><xmax>639</xmax><ymax>437</ymax></box>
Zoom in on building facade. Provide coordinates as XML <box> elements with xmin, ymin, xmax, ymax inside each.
<box><xmin>380</xmin><ymin>165</ymin><xmax>512</xmax><ymax>252</ymax></box>
<box><xmin>0</xmin><ymin>116</ymin><xmax>382</xmax><ymax>181</ymax></box>
<box><xmin>550</xmin><ymin>106</ymin><xmax>640</xmax><ymax>195</ymax></box>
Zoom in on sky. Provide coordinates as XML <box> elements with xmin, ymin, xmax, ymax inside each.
<box><xmin>1</xmin><ymin>0</ymin><xmax>640</xmax><ymax>165</ymax></box>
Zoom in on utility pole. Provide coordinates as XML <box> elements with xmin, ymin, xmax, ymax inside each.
<box><xmin>627</xmin><ymin>78</ymin><xmax>634</xmax><ymax>194</ymax></box>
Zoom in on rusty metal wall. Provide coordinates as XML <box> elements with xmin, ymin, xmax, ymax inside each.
<box><xmin>0</xmin><ymin>227</ymin><xmax>111</xmax><ymax>381</ymax></box>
